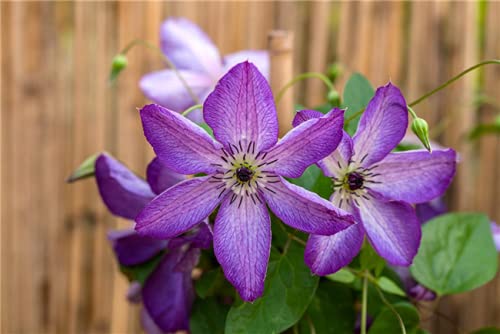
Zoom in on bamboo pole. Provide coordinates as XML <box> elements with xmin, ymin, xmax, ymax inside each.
<box><xmin>268</xmin><ymin>30</ymin><xmax>294</xmax><ymax>136</ymax></box>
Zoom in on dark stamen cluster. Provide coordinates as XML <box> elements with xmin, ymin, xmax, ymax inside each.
<box><xmin>347</xmin><ymin>172</ymin><xmax>364</xmax><ymax>191</ymax></box>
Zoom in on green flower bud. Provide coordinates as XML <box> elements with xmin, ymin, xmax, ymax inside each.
<box><xmin>327</xmin><ymin>90</ymin><xmax>341</xmax><ymax>106</ymax></box>
<box><xmin>411</xmin><ymin>117</ymin><xmax>432</xmax><ymax>152</ymax></box>
<box><xmin>109</xmin><ymin>54</ymin><xmax>128</xmax><ymax>83</ymax></box>
<box><xmin>327</xmin><ymin>63</ymin><xmax>343</xmax><ymax>82</ymax></box>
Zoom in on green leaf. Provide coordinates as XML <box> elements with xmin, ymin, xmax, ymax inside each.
<box><xmin>326</xmin><ymin>268</ymin><xmax>356</xmax><ymax>284</ymax></box>
<box><xmin>342</xmin><ymin>73</ymin><xmax>374</xmax><ymax>135</ymax></box>
<box><xmin>368</xmin><ymin>302</ymin><xmax>420</xmax><ymax>334</ymax></box>
<box><xmin>225</xmin><ymin>242</ymin><xmax>319</xmax><ymax>334</ymax></box>
<box><xmin>298</xmin><ymin>281</ymin><xmax>355</xmax><ymax>334</ymax></box>
<box><xmin>410</xmin><ymin>213</ymin><xmax>498</xmax><ymax>295</ymax></box>
<box><xmin>195</xmin><ymin>268</ymin><xmax>225</xmax><ymax>298</ymax></box>
<box><xmin>190</xmin><ymin>297</ymin><xmax>230</xmax><ymax>334</ymax></box>
<box><xmin>119</xmin><ymin>252</ymin><xmax>164</xmax><ymax>285</ymax></box>
<box><xmin>377</xmin><ymin>276</ymin><xmax>406</xmax><ymax>297</ymax></box>
<box><xmin>289</xmin><ymin>165</ymin><xmax>332</xmax><ymax>200</ymax></box>
<box><xmin>470</xmin><ymin>327</ymin><xmax>500</xmax><ymax>334</ymax></box>
<box><xmin>359</xmin><ymin>243</ymin><xmax>386</xmax><ymax>276</ymax></box>
<box><xmin>468</xmin><ymin>123</ymin><xmax>500</xmax><ymax>140</ymax></box>
<box><xmin>66</xmin><ymin>153</ymin><xmax>99</xmax><ymax>183</ymax></box>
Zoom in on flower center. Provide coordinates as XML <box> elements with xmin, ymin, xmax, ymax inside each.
<box><xmin>236</xmin><ymin>166</ymin><xmax>254</xmax><ymax>182</ymax></box>
<box><xmin>346</xmin><ymin>172</ymin><xmax>364</xmax><ymax>191</ymax></box>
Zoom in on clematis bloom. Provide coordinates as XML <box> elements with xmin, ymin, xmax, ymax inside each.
<box><xmin>95</xmin><ymin>154</ymin><xmax>211</xmax><ymax>333</ymax></box>
<box><xmin>135</xmin><ymin>61</ymin><xmax>355</xmax><ymax>301</ymax></box>
<box><xmin>140</xmin><ymin>17</ymin><xmax>269</xmax><ymax>121</ymax></box>
<box><xmin>293</xmin><ymin>83</ymin><xmax>457</xmax><ymax>275</ymax></box>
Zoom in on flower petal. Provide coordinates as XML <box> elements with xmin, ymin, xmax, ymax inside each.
<box><xmin>491</xmin><ymin>222</ymin><xmax>500</xmax><ymax>252</ymax></box>
<box><xmin>140</xmin><ymin>309</ymin><xmax>165</xmax><ymax>334</ymax></box>
<box><xmin>317</xmin><ymin>131</ymin><xmax>354</xmax><ymax>178</ymax></box>
<box><xmin>95</xmin><ymin>154</ymin><xmax>155</xmax><ymax>219</ymax></box>
<box><xmin>146</xmin><ymin>157</ymin><xmax>185</xmax><ymax>194</ymax></box>
<box><xmin>160</xmin><ymin>17</ymin><xmax>222</xmax><ymax>77</ymax></box>
<box><xmin>139</xmin><ymin>69</ymin><xmax>212</xmax><ymax>115</ymax></box>
<box><xmin>267</xmin><ymin>109</ymin><xmax>345</xmax><ymax>178</ymax></box>
<box><xmin>416</xmin><ymin>198</ymin><xmax>447</xmax><ymax>224</ymax></box>
<box><xmin>142</xmin><ymin>250</ymin><xmax>195</xmax><ymax>332</ymax></box>
<box><xmin>135</xmin><ymin>176</ymin><xmax>222</xmax><ymax>239</ymax></box>
<box><xmin>107</xmin><ymin>229</ymin><xmax>167</xmax><ymax>266</ymax></box>
<box><xmin>357</xmin><ymin>193</ymin><xmax>421</xmax><ymax>266</ymax></box>
<box><xmin>223</xmin><ymin>50</ymin><xmax>270</xmax><ymax>80</ymax></box>
<box><xmin>368</xmin><ymin>149</ymin><xmax>457</xmax><ymax>204</ymax></box>
<box><xmin>305</xmin><ymin>224</ymin><xmax>364</xmax><ymax>276</ymax></box>
<box><xmin>203</xmin><ymin>61</ymin><xmax>279</xmax><ymax>152</ymax></box>
<box><xmin>213</xmin><ymin>194</ymin><xmax>270</xmax><ymax>302</ymax></box>
<box><xmin>352</xmin><ymin>83</ymin><xmax>408</xmax><ymax>166</ymax></box>
<box><xmin>263</xmin><ymin>177</ymin><xmax>354</xmax><ymax>235</ymax></box>
<box><xmin>140</xmin><ymin>104</ymin><xmax>222</xmax><ymax>175</ymax></box>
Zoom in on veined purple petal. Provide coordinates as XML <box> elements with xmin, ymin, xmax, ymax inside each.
<box><xmin>136</xmin><ymin>176</ymin><xmax>222</xmax><ymax>239</ymax></box>
<box><xmin>107</xmin><ymin>229</ymin><xmax>167</xmax><ymax>266</ymax></box>
<box><xmin>139</xmin><ymin>69</ymin><xmax>212</xmax><ymax>113</ymax></box>
<box><xmin>140</xmin><ymin>104</ymin><xmax>222</xmax><ymax>175</ymax></box>
<box><xmin>168</xmin><ymin>222</ymin><xmax>213</xmax><ymax>250</ymax></box>
<box><xmin>142</xmin><ymin>250</ymin><xmax>194</xmax><ymax>332</ymax></box>
<box><xmin>292</xmin><ymin>109</ymin><xmax>323</xmax><ymax>127</ymax></box>
<box><xmin>263</xmin><ymin>177</ymin><xmax>354</xmax><ymax>235</ymax></box>
<box><xmin>223</xmin><ymin>50</ymin><xmax>270</xmax><ymax>80</ymax></box>
<box><xmin>146</xmin><ymin>157</ymin><xmax>185</xmax><ymax>195</ymax></box>
<box><xmin>267</xmin><ymin>109</ymin><xmax>345</xmax><ymax>178</ymax></box>
<box><xmin>203</xmin><ymin>61</ymin><xmax>279</xmax><ymax>152</ymax></box>
<box><xmin>352</xmin><ymin>83</ymin><xmax>408</xmax><ymax>167</ymax></box>
<box><xmin>213</xmin><ymin>195</ymin><xmax>271</xmax><ymax>302</ymax></box>
<box><xmin>357</xmin><ymin>193</ymin><xmax>421</xmax><ymax>266</ymax></box>
<box><xmin>160</xmin><ymin>17</ymin><xmax>222</xmax><ymax>78</ymax></box>
<box><xmin>369</xmin><ymin>149</ymin><xmax>456</xmax><ymax>204</ymax></box>
<box><xmin>305</xmin><ymin>224</ymin><xmax>364</xmax><ymax>276</ymax></box>
<box><xmin>317</xmin><ymin>131</ymin><xmax>354</xmax><ymax>178</ymax></box>
<box><xmin>416</xmin><ymin>198</ymin><xmax>447</xmax><ymax>224</ymax></box>
<box><xmin>95</xmin><ymin>154</ymin><xmax>155</xmax><ymax>220</ymax></box>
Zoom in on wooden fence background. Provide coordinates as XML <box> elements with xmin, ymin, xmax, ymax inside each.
<box><xmin>1</xmin><ymin>1</ymin><xmax>499</xmax><ymax>333</ymax></box>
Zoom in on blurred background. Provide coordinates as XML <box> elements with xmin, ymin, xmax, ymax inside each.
<box><xmin>1</xmin><ymin>1</ymin><xmax>499</xmax><ymax>333</ymax></box>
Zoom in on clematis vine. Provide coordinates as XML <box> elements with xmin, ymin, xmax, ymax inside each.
<box><xmin>135</xmin><ymin>61</ymin><xmax>356</xmax><ymax>301</ymax></box>
<box><xmin>140</xmin><ymin>17</ymin><xmax>269</xmax><ymax>121</ymax></box>
<box><xmin>94</xmin><ymin>154</ymin><xmax>211</xmax><ymax>333</ymax></box>
<box><xmin>293</xmin><ymin>83</ymin><xmax>457</xmax><ymax>275</ymax></box>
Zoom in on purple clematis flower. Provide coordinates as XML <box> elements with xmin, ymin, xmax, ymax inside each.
<box><xmin>140</xmin><ymin>17</ymin><xmax>269</xmax><ymax>122</ymax></box>
<box><xmin>94</xmin><ymin>153</ymin><xmax>211</xmax><ymax>333</ymax></box>
<box><xmin>293</xmin><ymin>83</ymin><xmax>457</xmax><ymax>275</ymax></box>
<box><xmin>135</xmin><ymin>61</ymin><xmax>355</xmax><ymax>301</ymax></box>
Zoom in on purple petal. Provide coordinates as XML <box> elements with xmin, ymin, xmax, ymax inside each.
<box><xmin>142</xmin><ymin>250</ymin><xmax>194</xmax><ymax>332</ymax></box>
<box><xmin>317</xmin><ymin>131</ymin><xmax>354</xmax><ymax>178</ymax></box>
<box><xmin>140</xmin><ymin>104</ymin><xmax>222</xmax><ymax>175</ymax></box>
<box><xmin>357</xmin><ymin>193</ymin><xmax>421</xmax><ymax>266</ymax></box>
<box><xmin>223</xmin><ymin>50</ymin><xmax>270</xmax><ymax>80</ymax></box>
<box><xmin>409</xmin><ymin>284</ymin><xmax>437</xmax><ymax>301</ymax></box>
<box><xmin>160</xmin><ymin>17</ymin><xmax>222</xmax><ymax>77</ymax></box>
<box><xmin>140</xmin><ymin>309</ymin><xmax>165</xmax><ymax>334</ymax></box>
<box><xmin>266</xmin><ymin>109</ymin><xmax>345</xmax><ymax>178</ymax></box>
<box><xmin>203</xmin><ymin>61</ymin><xmax>279</xmax><ymax>152</ymax></box>
<box><xmin>136</xmin><ymin>176</ymin><xmax>222</xmax><ymax>239</ymax></box>
<box><xmin>213</xmin><ymin>195</ymin><xmax>270</xmax><ymax>302</ymax></box>
<box><xmin>416</xmin><ymin>197</ymin><xmax>448</xmax><ymax>224</ymax></box>
<box><xmin>175</xmin><ymin>247</ymin><xmax>201</xmax><ymax>272</ymax></box>
<box><xmin>107</xmin><ymin>229</ymin><xmax>167</xmax><ymax>266</ymax></box>
<box><xmin>95</xmin><ymin>154</ymin><xmax>155</xmax><ymax>220</ymax></box>
<box><xmin>352</xmin><ymin>83</ymin><xmax>408</xmax><ymax>166</ymax></box>
<box><xmin>369</xmin><ymin>149</ymin><xmax>457</xmax><ymax>204</ymax></box>
<box><xmin>146</xmin><ymin>157</ymin><xmax>185</xmax><ymax>195</ymax></box>
<box><xmin>262</xmin><ymin>177</ymin><xmax>354</xmax><ymax>235</ymax></box>
<box><xmin>491</xmin><ymin>222</ymin><xmax>500</xmax><ymax>252</ymax></box>
<box><xmin>305</xmin><ymin>224</ymin><xmax>364</xmax><ymax>275</ymax></box>
<box><xmin>126</xmin><ymin>281</ymin><xmax>142</xmax><ymax>304</ymax></box>
<box><xmin>139</xmin><ymin>69</ymin><xmax>212</xmax><ymax>114</ymax></box>
<box><xmin>292</xmin><ymin>109</ymin><xmax>323</xmax><ymax>127</ymax></box>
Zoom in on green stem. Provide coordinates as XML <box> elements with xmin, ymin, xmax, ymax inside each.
<box><xmin>375</xmin><ymin>286</ymin><xmax>406</xmax><ymax>334</ymax></box>
<box><xmin>361</xmin><ymin>274</ymin><xmax>368</xmax><ymax>334</ymax></box>
<box><xmin>345</xmin><ymin>59</ymin><xmax>500</xmax><ymax>126</ymax></box>
<box><xmin>275</xmin><ymin>72</ymin><xmax>336</xmax><ymax>104</ymax></box>
<box><xmin>182</xmin><ymin>104</ymin><xmax>203</xmax><ymax>117</ymax></box>
<box><xmin>119</xmin><ymin>39</ymin><xmax>201</xmax><ymax>104</ymax></box>
<box><xmin>407</xmin><ymin>106</ymin><xmax>418</xmax><ymax>120</ymax></box>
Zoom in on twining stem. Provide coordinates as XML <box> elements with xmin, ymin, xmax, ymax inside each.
<box><xmin>375</xmin><ymin>285</ymin><xmax>406</xmax><ymax>334</ymax></box>
<box><xmin>119</xmin><ymin>39</ymin><xmax>201</xmax><ymax>104</ymax></box>
<box><xmin>345</xmin><ymin>59</ymin><xmax>500</xmax><ymax>126</ymax></box>
<box><xmin>361</xmin><ymin>274</ymin><xmax>369</xmax><ymax>334</ymax></box>
<box><xmin>182</xmin><ymin>104</ymin><xmax>203</xmax><ymax>117</ymax></box>
<box><xmin>275</xmin><ymin>72</ymin><xmax>336</xmax><ymax>104</ymax></box>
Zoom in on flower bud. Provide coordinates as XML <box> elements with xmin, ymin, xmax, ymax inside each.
<box><xmin>327</xmin><ymin>63</ymin><xmax>343</xmax><ymax>82</ymax></box>
<box><xmin>327</xmin><ymin>90</ymin><xmax>341</xmax><ymax>106</ymax></box>
<box><xmin>411</xmin><ymin>117</ymin><xmax>432</xmax><ymax>152</ymax></box>
<box><xmin>109</xmin><ymin>54</ymin><xmax>128</xmax><ymax>83</ymax></box>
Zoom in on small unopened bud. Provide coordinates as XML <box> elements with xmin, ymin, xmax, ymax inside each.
<box><xmin>327</xmin><ymin>90</ymin><xmax>341</xmax><ymax>106</ymax></box>
<box><xmin>411</xmin><ymin>117</ymin><xmax>432</xmax><ymax>152</ymax></box>
<box><xmin>327</xmin><ymin>63</ymin><xmax>343</xmax><ymax>82</ymax></box>
<box><xmin>109</xmin><ymin>54</ymin><xmax>128</xmax><ymax>83</ymax></box>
